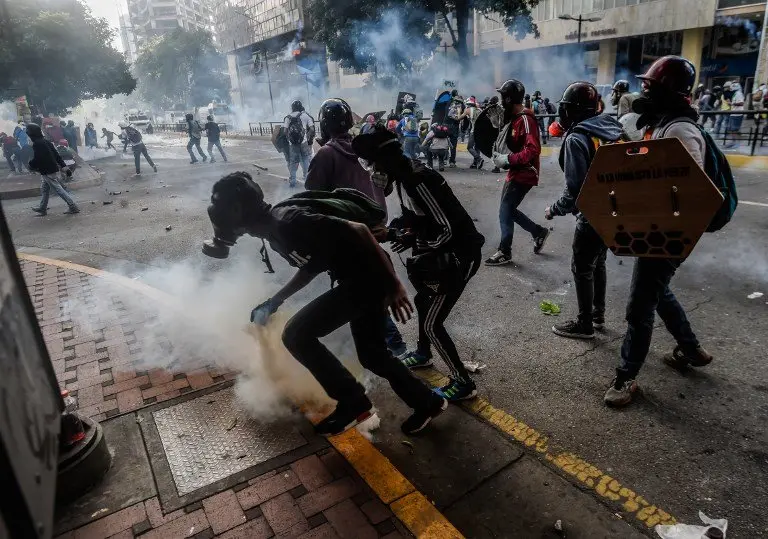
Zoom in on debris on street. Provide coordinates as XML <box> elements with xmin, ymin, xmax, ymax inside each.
<box><xmin>165</xmin><ymin>225</ymin><xmax>172</xmax><ymax>231</ymax></box>
<box><xmin>540</xmin><ymin>300</ymin><xmax>561</xmax><ymax>315</ymax></box>
<box><xmin>141</xmin><ymin>207</ymin><xmax>148</xmax><ymax>211</ymax></box>
<box><xmin>747</xmin><ymin>292</ymin><xmax>763</xmax><ymax>299</ymax></box>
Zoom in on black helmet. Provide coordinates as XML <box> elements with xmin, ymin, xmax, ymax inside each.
<box><xmin>558</xmin><ymin>81</ymin><xmax>600</xmax><ymax>129</ymax></box>
<box><xmin>496</xmin><ymin>79</ymin><xmax>525</xmax><ymax>106</ymax></box>
<box><xmin>533</xmin><ymin>90</ymin><xmax>542</xmax><ymax>99</ymax></box>
<box><xmin>713</xmin><ymin>85</ymin><xmax>723</xmax><ymax>93</ymax></box>
<box><xmin>450</xmin><ymin>89</ymin><xmax>459</xmax><ymax>97</ymax></box>
<box><xmin>612</xmin><ymin>80</ymin><xmax>630</xmax><ymax>93</ymax></box>
<box><xmin>26</xmin><ymin>123</ymin><xmax>43</xmax><ymax>139</ymax></box>
<box><xmin>318</xmin><ymin>98</ymin><xmax>353</xmax><ymax>142</ymax></box>
<box><xmin>291</xmin><ymin>100</ymin><xmax>304</xmax><ymax>112</ymax></box>
<box><xmin>185</xmin><ymin>113</ymin><xmax>194</xmax><ymax>121</ymax></box>
<box><xmin>636</xmin><ymin>55</ymin><xmax>696</xmax><ymax>97</ymax></box>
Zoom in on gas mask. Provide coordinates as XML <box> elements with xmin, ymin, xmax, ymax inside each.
<box><xmin>202</xmin><ymin>198</ymin><xmax>248</xmax><ymax>259</ymax></box>
<box><xmin>359</xmin><ymin>157</ymin><xmax>390</xmax><ymax>191</ymax></box>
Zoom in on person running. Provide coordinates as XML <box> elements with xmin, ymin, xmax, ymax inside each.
<box><xmin>283</xmin><ymin>100</ymin><xmax>315</xmax><ymax>188</ymax></box>
<box><xmin>185</xmin><ymin>113</ymin><xmax>208</xmax><ymax>164</ymax></box>
<box><xmin>445</xmin><ymin>89</ymin><xmax>464</xmax><ymax>168</ymax></box>
<box><xmin>422</xmin><ymin>123</ymin><xmax>451</xmax><ymax>171</ymax></box>
<box><xmin>202</xmin><ymin>171</ymin><xmax>448</xmax><ymax>436</ymax></box>
<box><xmin>485</xmin><ymin>79</ymin><xmax>550</xmax><ymax>266</ymax></box>
<box><xmin>544</xmin><ymin>82</ymin><xmax>622</xmax><ymax>339</ymax></box>
<box><xmin>26</xmin><ymin>123</ymin><xmax>79</xmax><ymax>216</ymax></box>
<box><xmin>119</xmin><ymin>122</ymin><xmax>157</xmax><ymax>176</ymax></box>
<box><xmin>604</xmin><ymin>56</ymin><xmax>713</xmax><ymax>406</ymax></box>
<box><xmin>101</xmin><ymin>127</ymin><xmax>117</xmax><ymax>150</ymax></box>
<box><xmin>353</xmin><ymin>127</ymin><xmax>486</xmax><ymax>402</ymax></box>
<box><xmin>204</xmin><ymin>116</ymin><xmax>228</xmax><ymax>163</ymax></box>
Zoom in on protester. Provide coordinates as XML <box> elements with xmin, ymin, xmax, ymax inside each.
<box><xmin>459</xmin><ymin>97</ymin><xmax>483</xmax><ymax>169</ymax></box>
<box><xmin>283</xmin><ymin>100</ymin><xmax>315</xmax><ymax>188</ymax></box>
<box><xmin>524</xmin><ymin>94</ymin><xmax>532</xmax><ymax>110</ymax></box>
<box><xmin>14</xmin><ymin>121</ymin><xmax>29</xmax><ymax>148</ymax></box>
<box><xmin>727</xmin><ymin>81</ymin><xmax>745</xmax><ymax>140</ymax></box>
<box><xmin>119</xmin><ymin>122</ymin><xmax>157</xmax><ymax>176</ymax></box>
<box><xmin>2</xmin><ymin>132</ymin><xmax>21</xmax><ymax>174</ymax></box>
<box><xmin>185</xmin><ymin>113</ymin><xmax>208</xmax><ymax>164</ymax></box>
<box><xmin>402</xmin><ymin>94</ymin><xmax>423</xmax><ymax>120</ymax></box>
<box><xmin>610</xmin><ymin>80</ymin><xmax>638</xmax><ymax>118</ymax></box>
<box><xmin>62</xmin><ymin>120</ymin><xmax>78</xmax><ymax>153</ymax></box>
<box><xmin>445</xmin><ymin>89</ymin><xmax>464</xmax><ymax>167</ymax></box>
<box><xmin>397</xmin><ymin>108</ymin><xmax>421</xmax><ymax>159</ymax></box>
<box><xmin>485</xmin><ymin>79</ymin><xmax>549</xmax><ymax>266</ymax></box>
<box><xmin>202</xmin><ymin>171</ymin><xmax>448</xmax><ymax>436</ymax></box>
<box><xmin>361</xmin><ymin>114</ymin><xmax>376</xmax><ymax>135</ymax></box>
<box><xmin>55</xmin><ymin>139</ymin><xmax>78</xmax><ymax>178</ymax></box>
<box><xmin>714</xmin><ymin>82</ymin><xmax>732</xmax><ymax>135</ymax></box>
<box><xmin>603</xmin><ymin>56</ymin><xmax>714</xmax><ymax>407</ymax></box>
<box><xmin>204</xmin><ymin>116</ymin><xmax>227</xmax><ymax>163</ymax></box>
<box><xmin>544</xmin><ymin>82</ymin><xmax>622</xmax><ymax>339</ymax></box>
<box><xmin>531</xmin><ymin>90</ymin><xmax>548</xmax><ymax>145</ymax></box>
<box><xmin>101</xmin><ymin>127</ymin><xmax>118</xmax><ymax>150</ymax></box>
<box><xmin>422</xmin><ymin>123</ymin><xmax>451</xmax><ymax>171</ymax></box>
<box><xmin>26</xmin><ymin>123</ymin><xmax>79</xmax><ymax>216</ymax></box>
<box><xmin>84</xmin><ymin>123</ymin><xmax>98</xmax><ymax>149</ymax></box>
<box><xmin>353</xmin><ymin>128</ymin><xmax>486</xmax><ymax>402</ymax></box>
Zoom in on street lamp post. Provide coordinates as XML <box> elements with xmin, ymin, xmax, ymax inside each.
<box><xmin>558</xmin><ymin>13</ymin><xmax>603</xmax><ymax>44</ymax></box>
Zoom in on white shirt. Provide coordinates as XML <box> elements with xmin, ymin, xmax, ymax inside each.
<box><xmin>283</xmin><ymin>111</ymin><xmax>314</xmax><ymax>131</ymax></box>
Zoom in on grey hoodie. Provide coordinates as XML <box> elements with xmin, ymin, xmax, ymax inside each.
<box><xmin>551</xmin><ymin>114</ymin><xmax>623</xmax><ymax>218</ymax></box>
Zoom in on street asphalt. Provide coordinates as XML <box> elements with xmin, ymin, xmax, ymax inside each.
<box><xmin>4</xmin><ymin>136</ymin><xmax>767</xmax><ymax>537</ymax></box>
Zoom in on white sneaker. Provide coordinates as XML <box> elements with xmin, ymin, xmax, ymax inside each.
<box><xmin>604</xmin><ymin>378</ymin><xmax>638</xmax><ymax>407</ymax></box>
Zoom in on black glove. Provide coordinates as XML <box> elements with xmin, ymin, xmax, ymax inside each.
<box><xmin>390</xmin><ymin>230</ymin><xmax>416</xmax><ymax>253</ymax></box>
<box><xmin>250</xmin><ymin>297</ymin><xmax>282</xmax><ymax>326</ymax></box>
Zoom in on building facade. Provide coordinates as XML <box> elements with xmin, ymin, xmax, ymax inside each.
<box><xmin>126</xmin><ymin>0</ymin><xmax>214</xmax><ymax>51</ymax></box>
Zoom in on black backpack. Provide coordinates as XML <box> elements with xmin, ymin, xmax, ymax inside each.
<box><xmin>286</xmin><ymin>114</ymin><xmax>305</xmax><ymax>145</ymax></box>
<box><xmin>273</xmin><ymin>188</ymin><xmax>386</xmax><ymax>231</ymax></box>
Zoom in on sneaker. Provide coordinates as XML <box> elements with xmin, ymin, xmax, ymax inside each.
<box><xmin>202</xmin><ymin>156</ymin><xmax>208</xmax><ymax>162</ymax></box>
<box><xmin>31</xmin><ymin>207</ymin><xmax>47</xmax><ymax>216</ymax></box>
<box><xmin>533</xmin><ymin>228</ymin><xmax>550</xmax><ymax>254</ymax></box>
<box><xmin>552</xmin><ymin>320</ymin><xmax>595</xmax><ymax>340</ymax></box>
<box><xmin>401</xmin><ymin>396</ymin><xmax>448</xmax><ymax>435</ymax></box>
<box><xmin>485</xmin><ymin>250</ymin><xmax>512</xmax><ymax>266</ymax></box>
<box><xmin>401</xmin><ymin>350</ymin><xmax>433</xmax><ymax>369</ymax></box>
<box><xmin>604</xmin><ymin>376</ymin><xmax>638</xmax><ymax>407</ymax></box>
<box><xmin>469</xmin><ymin>163</ymin><xmax>477</xmax><ymax>169</ymax></box>
<box><xmin>477</xmin><ymin>159</ymin><xmax>484</xmax><ymax>170</ymax></box>
<box><xmin>662</xmin><ymin>345</ymin><xmax>713</xmax><ymax>371</ymax></box>
<box><xmin>449</xmin><ymin>162</ymin><xmax>457</xmax><ymax>168</ymax></box>
<box><xmin>153</xmin><ymin>165</ymin><xmax>158</xmax><ymax>173</ymax></box>
<box><xmin>592</xmin><ymin>316</ymin><xmax>606</xmax><ymax>330</ymax></box>
<box><xmin>63</xmin><ymin>207</ymin><xmax>80</xmax><ymax>215</ymax></box>
<box><xmin>434</xmin><ymin>378</ymin><xmax>477</xmax><ymax>402</ymax></box>
<box><xmin>223</xmin><ymin>157</ymin><xmax>228</xmax><ymax>162</ymax></box>
<box><xmin>314</xmin><ymin>397</ymin><xmax>374</xmax><ymax>437</ymax></box>
<box><xmin>190</xmin><ymin>159</ymin><xmax>198</xmax><ymax>164</ymax></box>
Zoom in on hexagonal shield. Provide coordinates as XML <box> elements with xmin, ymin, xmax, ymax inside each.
<box><xmin>576</xmin><ymin>138</ymin><xmax>724</xmax><ymax>258</ymax></box>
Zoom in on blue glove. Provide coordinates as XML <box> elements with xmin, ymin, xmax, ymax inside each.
<box><xmin>250</xmin><ymin>298</ymin><xmax>281</xmax><ymax>326</ymax></box>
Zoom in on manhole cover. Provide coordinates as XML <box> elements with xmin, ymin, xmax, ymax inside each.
<box><xmin>153</xmin><ymin>387</ymin><xmax>307</xmax><ymax>495</ymax></box>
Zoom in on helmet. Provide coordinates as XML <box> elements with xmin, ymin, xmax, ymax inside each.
<box><xmin>450</xmin><ymin>89</ymin><xmax>459</xmax><ymax>97</ymax></box>
<box><xmin>118</xmin><ymin>121</ymin><xmax>128</xmax><ymax>129</ymax></box>
<box><xmin>558</xmin><ymin>81</ymin><xmax>600</xmax><ymax>129</ymax></box>
<box><xmin>317</xmin><ymin>98</ymin><xmax>353</xmax><ymax>141</ymax></box>
<box><xmin>402</xmin><ymin>109</ymin><xmax>413</xmax><ymax>116</ymax></box>
<box><xmin>636</xmin><ymin>55</ymin><xmax>696</xmax><ymax>97</ymax></box>
<box><xmin>291</xmin><ymin>100</ymin><xmax>304</xmax><ymax>112</ymax></box>
<box><xmin>185</xmin><ymin>113</ymin><xmax>194</xmax><ymax>121</ymax></box>
<box><xmin>25</xmin><ymin>123</ymin><xmax>40</xmax><ymax>139</ymax></box>
<box><xmin>496</xmin><ymin>79</ymin><xmax>525</xmax><ymax>106</ymax></box>
<box><xmin>612</xmin><ymin>80</ymin><xmax>630</xmax><ymax>93</ymax></box>
<box><xmin>713</xmin><ymin>85</ymin><xmax>723</xmax><ymax>93</ymax></box>
<box><xmin>533</xmin><ymin>90</ymin><xmax>542</xmax><ymax>99</ymax></box>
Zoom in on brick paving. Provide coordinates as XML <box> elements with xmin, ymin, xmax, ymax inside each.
<box><xmin>21</xmin><ymin>260</ymin><xmax>411</xmax><ymax>539</ymax></box>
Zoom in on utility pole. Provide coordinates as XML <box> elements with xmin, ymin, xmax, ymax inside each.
<box><xmin>442</xmin><ymin>42</ymin><xmax>449</xmax><ymax>79</ymax></box>
<box><xmin>264</xmin><ymin>52</ymin><xmax>275</xmax><ymax>117</ymax></box>
<box><xmin>558</xmin><ymin>13</ymin><xmax>602</xmax><ymax>44</ymax></box>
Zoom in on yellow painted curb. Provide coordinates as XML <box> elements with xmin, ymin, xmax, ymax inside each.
<box><xmin>540</xmin><ymin>146</ymin><xmax>554</xmax><ymax>157</ymax></box>
<box><xmin>726</xmin><ymin>153</ymin><xmax>768</xmax><ymax>169</ymax></box>
<box><xmin>19</xmin><ymin>252</ymin><xmax>465</xmax><ymax>539</ymax></box>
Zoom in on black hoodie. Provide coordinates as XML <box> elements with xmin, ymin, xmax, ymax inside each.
<box><xmin>28</xmin><ymin>138</ymin><xmax>66</xmax><ymax>175</ymax></box>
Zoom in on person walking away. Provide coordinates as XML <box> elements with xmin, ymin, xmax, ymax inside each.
<box><xmin>84</xmin><ymin>123</ymin><xmax>98</xmax><ymax>149</ymax></box>
<box><xmin>422</xmin><ymin>123</ymin><xmax>450</xmax><ymax>171</ymax></box>
<box><xmin>714</xmin><ymin>82</ymin><xmax>732</xmax><ymax>135</ymax></box>
<box><xmin>2</xmin><ymin>133</ymin><xmax>21</xmax><ymax>174</ymax></box>
<box><xmin>306</xmin><ymin>98</ymin><xmax>408</xmax><ymax>359</ymax></box>
<box><xmin>283</xmin><ymin>100</ymin><xmax>315</xmax><ymax>188</ymax></box>
<box><xmin>485</xmin><ymin>79</ymin><xmax>550</xmax><ymax>266</ymax></box>
<box><xmin>203</xmin><ymin>172</ymin><xmax>448</xmax><ymax>436</ymax></box>
<box><xmin>119</xmin><ymin>122</ymin><xmax>157</xmax><ymax>176</ymax></box>
<box><xmin>604</xmin><ymin>55</ymin><xmax>715</xmax><ymax>406</ymax></box>
<box><xmin>532</xmin><ymin>90</ymin><xmax>548</xmax><ymax>145</ymax></box>
<box><xmin>65</xmin><ymin>120</ymin><xmax>78</xmax><ymax>153</ymax></box>
<box><xmin>185</xmin><ymin>113</ymin><xmax>208</xmax><ymax>163</ymax></box>
<box><xmin>397</xmin><ymin>109</ymin><xmax>421</xmax><ymax>159</ymax></box>
<box><xmin>726</xmin><ymin>82</ymin><xmax>745</xmax><ymax>145</ymax></box>
<box><xmin>459</xmin><ymin>97</ymin><xmax>483</xmax><ymax>169</ymax></box>
<box><xmin>445</xmin><ymin>89</ymin><xmax>464</xmax><ymax>167</ymax></box>
<box><xmin>544</xmin><ymin>82</ymin><xmax>622</xmax><ymax>339</ymax></box>
<box><xmin>697</xmin><ymin>89</ymin><xmax>715</xmax><ymax>126</ymax></box>
<box><xmin>101</xmin><ymin>128</ymin><xmax>117</xmax><ymax>150</ymax></box>
<box><xmin>204</xmin><ymin>116</ymin><xmax>227</xmax><ymax>163</ymax></box>
<box><xmin>353</xmin><ymin>128</ymin><xmax>485</xmax><ymax>401</ymax></box>
<box><xmin>26</xmin><ymin>123</ymin><xmax>79</xmax><ymax>215</ymax></box>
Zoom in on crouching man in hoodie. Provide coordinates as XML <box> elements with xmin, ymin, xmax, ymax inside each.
<box><xmin>544</xmin><ymin>82</ymin><xmax>622</xmax><ymax>340</ymax></box>
<box><xmin>305</xmin><ymin>98</ymin><xmax>409</xmax><ymax>358</ymax></box>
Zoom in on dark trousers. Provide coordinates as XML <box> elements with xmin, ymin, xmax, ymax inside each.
<box><xmin>385</xmin><ymin>316</ymin><xmax>406</xmax><ymax>353</ymax></box>
<box><xmin>467</xmin><ymin>131</ymin><xmax>481</xmax><ymax>165</ymax></box>
<box><xmin>538</xmin><ymin>118</ymin><xmax>548</xmax><ymax>143</ymax></box>
<box><xmin>498</xmin><ymin>181</ymin><xmax>543</xmax><ymax>254</ymax></box>
<box><xmin>208</xmin><ymin>140</ymin><xmax>227</xmax><ymax>161</ymax></box>
<box><xmin>414</xmin><ymin>249</ymin><xmax>481</xmax><ymax>384</ymax></box>
<box><xmin>187</xmin><ymin>137</ymin><xmax>207</xmax><ymax>161</ymax></box>
<box><xmin>133</xmin><ymin>143</ymin><xmax>155</xmax><ymax>174</ymax></box>
<box><xmin>619</xmin><ymin>258</ymin><xmax>699</xmax><ymax>378</ymax></box>
<box><xmin>282</xmin><ymin>280</ymin><xmax>434</xmax><ymax>411</ymax></box>
<box><xmin>4</xmin><ymin>153</ymin><xmax>17</xmax><ymax>173</ymax></box>
<box><xmin>571</xmin><ymin>220</ymin><xmax>608</xmax><ymax>326</ymax></box>
<box><xmin>426</xmin><ymin>149</ymin><xmax>447</xmax><ymax>169</ymax></box>
<box><xmin>448</xmin><ymin>124</ymin><xmax>459</xmax><ymax>163</ymax></box>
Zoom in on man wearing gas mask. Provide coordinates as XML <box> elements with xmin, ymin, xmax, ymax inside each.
<box><xmin>544</xmin><ymin>82</ymin><xmax>622</xmax><ymax>341</ymax></box>
<box><xmin>610</xmin><ymin>80</ymin><xmax>638</xmax><ymax>119</ymax></box>
<box><xmin>202</xmin><ymin>172</ymin><xmax>447</xmax><ymax>436</ymax></box>
<box><xmin>353</xmin><ymin>128</ymin><xmax>485</xmax><ymax>402</ymax></box>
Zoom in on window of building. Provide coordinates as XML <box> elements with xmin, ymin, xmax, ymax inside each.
<box><xmin>153</xmin><ymin>6</ymin><xmax>177</xmax><ymax>16</ymax></box>
<box><xmin>155</xmin><ymin>18</ymin><xmax>179</xmax><ymax>28</ymax></box>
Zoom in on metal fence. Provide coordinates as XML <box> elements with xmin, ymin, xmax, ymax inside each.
<box><xmin>152</xmin><ymin>123</ymin><xmax>229</xmax><ymax>135</ymax></box>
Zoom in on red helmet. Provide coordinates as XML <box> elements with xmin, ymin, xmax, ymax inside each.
<box><xmin>636</xmin><ymin>55</ymin><xmax>696</xmax><ymax>97</ymax></box>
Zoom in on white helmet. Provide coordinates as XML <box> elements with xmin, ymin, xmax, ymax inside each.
<box><xmin>118</xmin><ymin>121</ymin><xmax>128</xmax><ymax>129</ymax></box>
<box><xmin>619</xmin><ymin>112</ymin><xmax>643</xmax><ymax>141</ymax></box>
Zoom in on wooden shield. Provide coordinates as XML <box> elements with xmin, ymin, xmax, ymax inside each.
<box><xmin>577</xmin><ymin>138</ymin><xmax>724</xmax><ymax>259</ymax></box>
<box><xmin>473</xmin><ymin>104</ymin><xmax>504</xmax><ymax>158</ymax></box>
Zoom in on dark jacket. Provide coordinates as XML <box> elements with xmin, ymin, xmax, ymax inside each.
<box><xmin>29</xmin><ymin>138</ymin><xmax>66</xmax><ymax>175</ymax></box>
<box><xmin>498</xmin><ymin>109</ymin><xmax>541</xmax><ymax>186</ymax></box>
<box><xmin>205</xmin><ymin>121</ymin><xmax>221</xmax><ymax>141</ymax></box>
<box><xmin>551</xmin><ymin>114</ymin><xmax>622</xmax><ymax>218</ymax></box>
<box><xmin>305</xmin><ymin>135</ymin><xmax>387</xmax><ymax>211</ymax></box>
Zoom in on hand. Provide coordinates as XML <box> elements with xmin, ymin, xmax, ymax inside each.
<box><xmin>492</xmin><ymin>152</ymin><xmax>509</xmax><ymax>170</ymax></box>
<box><xmin>390</xmin><ymin>230</ymin><xmax>415</xmax><ymax>253</ymax></box>
<box><xmin>250</xmin><ymin>297</ymin><xmax>282</xmax><ymax>326</ymax></box>
<box><xmin>370</xmin><ymin>223</ymin><xmax>389</xmax><ymax>243</ymax></box>
<box><xmin>387</xmin><ymin>281</ymin><xmax>414</xmax><ymax>324</ymax></box>
<box><xmin>544</xmin><ymin>206</ymin><xmax>554</xmax><ymax>220</ymax></box>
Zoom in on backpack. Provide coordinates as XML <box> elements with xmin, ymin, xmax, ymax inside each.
<box><xmin>656</xmin><ymin>119</ymin><xmax>738</xmax><ymax>232</ymax></box>
<box><xmin>273</xmin><ymin>188</ymin><xmax>386</xmax><ymax>231</ymax></box>
<box><xmin>404</xmin><ymin>116</ymin><xmax>419</xmax><ymax>134</ymax></box>
<box><xmin>287</xmin><ymin>114</ymin><xmax>305</xmax><ymax>145</ymax></box>
<box><xmin>432</xmin><ymin>125</ymin><xmax>449</xmax><ymax>139</ymax></box>
<box><xmin>546</xmin><ymin>101</ymin><xmax>557</xmax><ymax>114</ymax></box>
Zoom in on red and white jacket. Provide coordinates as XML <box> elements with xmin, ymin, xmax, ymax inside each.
<box><xmin>494</xmin><ymin>109</ymin><xmax>541</xmax><ymax>186</ymax></box>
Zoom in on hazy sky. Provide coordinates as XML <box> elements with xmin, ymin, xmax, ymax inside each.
<box><xmin>84</xmin><ymin>0</ymin><xmax>126</xmax><ymax>50</ymax></box>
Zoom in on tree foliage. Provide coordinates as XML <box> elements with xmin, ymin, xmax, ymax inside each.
<box><xmin>0</xmin><ymin>0</ymin><xmax>136</xmax><ymax>115</ymax></box>
<box><xmin>133</xmin><ymin>29</ymin><xmax>231</xmax><ymax>111</ymax></box>
<box><xmin>307</xmin><ymin>0</ymin><xmax>539</xmax><ymax>70</ymax></box>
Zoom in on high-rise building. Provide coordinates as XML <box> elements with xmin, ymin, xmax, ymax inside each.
<box><xmin>118</xmin><ymin>12</ymin><xmax>138</xmax><ymax>64</ymax></box>
<box><xmin>126</xmin><ymin>0</ymin><xmax>214</xmax><ymax>51</ymax></box>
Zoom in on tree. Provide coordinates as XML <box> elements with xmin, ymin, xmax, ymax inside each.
<box><xmin>0</xmin><ymin>0</ymin><xmax>136</xmax><ymax>115</ymax></box>
<box><xmin>133</xmin><ymin>29</ymin><xmax>231</xmax><ymax>111</ymax></box>
<box><xmin>307</xmin><ymin>0</ymin><xmax>539</xmax><ymax>71</ymax></box>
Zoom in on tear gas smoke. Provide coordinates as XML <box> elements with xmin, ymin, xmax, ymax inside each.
<box><xmin>716</xmin><ymin>16</ymin><xmax>761</xmax><ymax>41</ymax></box>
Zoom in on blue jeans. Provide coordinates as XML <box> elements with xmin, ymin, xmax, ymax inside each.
<box><xmin>288</xmin><ymin>142</ymin><xmax>311</xmax><ymax>187</ymax></box>
<box><xmin>714</xmin><ymin>114</ymin><xmax>727</xmax><ymax>135</ymax></box>
<box><xmin>402</xmin><ymin>137</ymin><xmax>420</xmax><ymax>159</ymax></box>
<box><xmin>38</xmin><ymin>174</ymin><xmax>77</xmax><ymax>210</ymax></box>
<box><xmin>572</xmin><ymin>219</ymin><xmax>607</xmax><ymax>326</ymax></box>
<box><xmin>619</xmin><ymin>257</ymin><xmax>699</xmax><ymax>378</ymax></box>
<box><xmin>385</xmin><ymin>316</ymin><xmax>406</xmax><ymax>356</ymax></box>
<box><xmin>498</xmin><ymin>181</ymin><xmax>543</xmax><ymax>254</ymax></box>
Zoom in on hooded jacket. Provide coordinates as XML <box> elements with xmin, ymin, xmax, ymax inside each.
<box><xmin>305</xmin><ymin>134</ymin><xmax>387</xmax><ymax>213</ymax></box>
<box><xmin>28</xmin><ymin>138</ymin><xmax>66</xmax><ymax>175</ymax></box>
<box><xmin>551</xmin><ymin>114</ymin><xmax>623</xmax><ymax>218</ymax></box>
<box><xmin>495</xmin><ymin>109</ymin><xmax>541</xmax><ymax>186</ymax></box>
